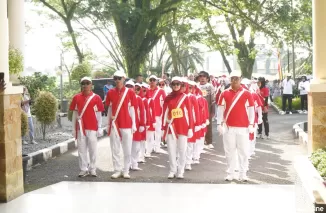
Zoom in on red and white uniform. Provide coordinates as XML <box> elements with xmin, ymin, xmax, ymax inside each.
<box><xmin>70</xmin><ymin>92</ymin><xmax>104</xmax><ymax>173</ymax></box>
<box><xmin>147</xmin><ymin>87</ymin><xmax>166</xmax><ymax>151</ymax></box>
<box><xmin>131</xmin><ymin>94</ymin><xmax>145</xmax><ymax>169</ymax></box>
<box><xmin>162</xmin><ymin>91</ymin><xmax>194</xmax><ymax>177</ymax></box>
<box><xmin>216</xmin><ymin>86</ymin><xmax>255</xmax><ymax>180</ymax></box>
<box><xmin>105</xmin><ymin>86</ymin><xmax>137</xmax><ymax>175</ymax></box>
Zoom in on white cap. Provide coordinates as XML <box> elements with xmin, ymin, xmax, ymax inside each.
<box><xmin>135</xmin><ymin>83</ymin><xmax>142</xmax><ymax>87</ymax></box>
<box><xmin>149</xmin><ymin>75</ymin><xmax>158</xmax><ymax>80</ymax></box>
<box><xmin>158</xmin><ymin>78</ymin><xmax>164</xmax><ymax>82</ymax></box>
<box><xmin>142</xmin><ymin>83</ymin><xmax>149</xmax><ymax>88</ymax></box>
<box><xmin>171</xmin><ymin>76</ymin><xmax>182</xmax><ymax>82</ymax></box>
<box><xmin>181</xmin><ymin>77</ymin><xmax>188</xmax><ymax>83</ymax></box>
<box><xmin>188</xmin><ymin>80</ymin><xmax>196</xmax><ymax>86</ymax></box>
<box><xmin>125</xmin><ymin>80</ymin><xmax>135</xmax><ymax>86</ymax></box>
<box><xmin>80</xmin><ymin>76</ymin><xmax>92</xmax><ymax>83</ymax></box>
<box><xmin>229</xmin><ymin>70</ymin><xmax>241</xmax><ymax>77</ymax></box>
<box><xmin>113</xmin><ymin>70</ymin><xmax>126</xmax><ymax>78</ymax></box>
<box><xmin>241</xmin><ymin>78</ymin><xmax>251</xmax><ymax>85</ymax></box>
<box><xmin>286</xmin><ymin>73</ymin><xmax>292</xmax><ymax>77</ymax></box>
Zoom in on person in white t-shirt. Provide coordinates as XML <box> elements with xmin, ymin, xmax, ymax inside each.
<box><xmin>21</xmin><ymin>87</ymin><xmax>38</xmax><ymax>145</ymax></box>
<box><xmin>280</xmin><ymin>74</ymin><xmax>295</xmax><ymax>114</ymax></box>
<box><xmin>298</xmin><ymin>76</ymin><xmax>309</xmax><ymax>113</ymax></box>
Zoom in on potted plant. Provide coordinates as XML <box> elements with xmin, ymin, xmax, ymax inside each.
<box><xmin>9</xmin><ymin>46</ymin><xmax>24</xmax><ymax>85</ymax></box>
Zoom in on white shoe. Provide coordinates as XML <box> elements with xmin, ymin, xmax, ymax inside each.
<box><xmin>168</xmin><ymin>172</ymin><xmax>175</xmax><ymax>179</ymax></box>
<box><xmin>289</xmin><ymin>112</ymin><xmax>292</xmax><ymax>115</ymax></box>
<box><xmin>225</xmin><ymin>175</ymin><xmax>234</xmax><ymax>181</ymax></box>
<box><xmin>123</xmin><ymin>173</ymin><xmax>131</xmax><ymax>179</ymax></box>
<box><xmin>138</xmin><ymin>159</ymin><xmax>146</xmax><ymax>163</ymax></box>
<box><xmin>144</xmin><ymin>153</ymin><xmax>152</xmax><ymax>158</ymax></box>
<box><xmin>257</xmin><ymin>134</ymin><xmax>263</xmax><ymax>139</ymax></box>
<box><xmin>177</xmin><ymin>173</ymin><xmax>184</xmax><ymax>179</ymax></box>
<box><xmin>185</xmin><ymin>164</ymin><xmax>192</xmax><ymax>171</ymax></box>
<box><xmin>193</xmin><ymin>159</ymin><xmax>200</xmax><ymax>164</ymax></box>
<box><xmin>90</xmin><ymin>170</ymin><xmax>97</xmax><ymax>177</ymax></box>
<box><xmin>208</xmin><ymin>144</ymin><xmax>214</xmax><ymax>149</ymax></box>
<box><xmin>131</xmin><ymin>167</ymin><xmax>142</xmax><ymax>171</ymax></box>
<box><xmin>239</xmin><ymin>174</ymin><xmax>249</xmax><ymax>182</ymax></box>
<box><xmin>31</xmin><ymin>140</ymin><xmax>38</xmax><ymax>144</ymax></box>
<box><xmin>111</xmin><ymin>172</ymin><xmax>123</xmax><ymax>179</ymax></box>
<box><xmin>265</xmin><ymin>135</ymin><xmax>270</xmax><ymax>139</ymax></box>
<box><xmin>22</xmin><ymin>140</ymin><xmax>28</xmax><ymax>145</ymax></box>
<box><xmin>303</xmin><ymin>110</ymin><xmax>308</xmax><ymax>114</ymax></box>
<box><xmin>78</xmin><ymin>171</ymin><xmax>89</xmax><ymax>177</ymax></box>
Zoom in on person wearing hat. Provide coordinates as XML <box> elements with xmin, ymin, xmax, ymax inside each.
<box><xmin>70</xmin><ymin>76</ymin><xmax>105</xmax><ymax>177</ymax></box>
<box><xmin>162</xmin><ymin>76</ymin><xmax>194</xmax><ymax>179</ymax></box>
<box><xmin>105</xmin><ymin>71</ymin><xmax>138</xmax><ymax>179</ymax></box>
<box><xmin>125</xmin><ymin>81</ymin><xmax>145</xmax><ymax>171</ymax></box>
<box><xmin>141</xmin><ymin>83</ymin><xmax>156</xmax><ymax>158</ymax></box>
<box><xmin>147</xmin><ymin>75</ymin><xmax>166</xmax><ymax>153</ymax></box>
<box><xmin>280</xmin><ymin>73</ymin><xmax>295</xmax><ymax>114</ymax></box>
<box><xmin>298</xmin><ymin>75</ymin><xmax>309</xmax><ymax>114</ymax></box>
<box><xmin>216</xmin><ymin>71</ymin><xmax>255</xmax><ymax>181</ymax></box>
<box><xmin>197</xmin><ymin>71</ymin><xmax>216</xmax><ymax>149</ymax></box>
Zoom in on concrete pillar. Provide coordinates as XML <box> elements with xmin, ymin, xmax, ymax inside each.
<box><xmin>0</xmin><ymin>0</ymin><xmax>9</xmax><ymax>84</ymax></box>
<box><xmin>0</xmin><ymin>0</ymin><xmax>24</xmax><ymax>203</ymax></box>
<box><xmin>8</xmin><ymin>0</ymin><xmax>25</xmax><ymax>79</ymax></box>
<box><xmin>307</xmin><ymin>0</ymin><xmax>326</xmax><ymax>154</ymax></box>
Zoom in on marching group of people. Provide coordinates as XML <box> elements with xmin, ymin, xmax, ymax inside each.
<box><xmin>69</xmin><ymin>69</ymin><xmax>271</xmax><ymax>182</ymax></box>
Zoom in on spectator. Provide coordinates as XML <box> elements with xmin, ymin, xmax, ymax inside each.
<box><xmin>272</xmin><ymin>80</ymin><xmax>281</xmax><ymax>100</ymax></box>
<box><xmin>281</xmin><ymin>73</ymin><xmax>295</xmax><ymax>114</ymax></box>
<box><xmin>298</xmin><ymin>76</ymin><xmax>309</xmax><ymax>114</ymax></box>
<box><xmin>0</xmin><ymin>79</ymin><xmax>5</xmax><ymax>92</ymax></box>
<box><xmin>103</xmin><ymin>81</ymin><xmax>113</xmax><ymax>101</ymax></box>
<box><xmin>257</xmin><ymin>77</ymin><xmax>270</xmax><ymax>139</ymax></box>
<box><xmin>21</xmin><ymin>87</ymin><xmax>38</xmax><ymax>145</ymax></box>
<box><xmin>135</xmin><ymin>74</ymin><xmax>143</xmax><ymax>84</ymax></box>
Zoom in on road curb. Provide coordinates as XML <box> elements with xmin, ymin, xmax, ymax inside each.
<box><xmin>270</xmin><ymin>102</ymin><xmax>282</xmax><ymax>114</ymax></box>
<box><xmin>292</xmin><ymin>121</ymin><xmax>308</xmax><ymax>149</ymax></box>
<box><xmin>26</xmin><ymin>127</ymin><xmax>108</xmax><ymax>171</ymax></box>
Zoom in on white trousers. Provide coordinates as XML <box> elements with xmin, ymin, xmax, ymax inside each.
<box><xmin>223</xmin><ymin>127</ymin><xmax>249</xmax><ymax>175</ymax></box>
<box><xmin>139</xmin><ymin>141</ymin><xmax>145</xmax><ymax>160</ymax></box>
<box><xmin>109</xmin><ymin>128</ymin><xmax>132</xmax><ymax>174</ymax></box>
<box><xmin>186</xmin><ymin>143</ymin><xmax>195</xmax><ymax>165</ymax></box>
<box><xmin>77</xmin><ymin>130</ymin><xmax>97</xmax><ymax>172</ymax></box>
<box><xmin>146</xmin><ymin>131</ymin><xmax>155</xmax><ymax>154</ymax></box>
<box><xmin>131</xmin><ymin>141</ymin><xmax>141</xmax><ymax>168</ymax></box>
<box><xmin>193</xmin><ymin>139</ymin><xmax>201</xmax><ymax>160</ymax></box>
<box><xmin>154</xmin><ymin>116</ymin><xmax>162</xmax><ymax>149</ymax></box>
<box><xmin>167</xmin><ymin>134</ymin><xmax>187</xmax><ymax>175</ymax></box>
<box><xmin>249</xmin><ymin>125</ymin><xmax>258</xmax><ymax>156</ymax></box>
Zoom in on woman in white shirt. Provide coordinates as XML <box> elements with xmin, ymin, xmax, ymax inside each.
<box><xmin>298</xmin><ymin>76</ymin><xmax>309</xmax><ymax>113</ymax></box>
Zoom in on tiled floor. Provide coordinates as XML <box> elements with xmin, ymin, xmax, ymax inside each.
<box><xmin>1</xmin><ymin>181</ymin><xmax>295</xmax><ymax>213</ymax></box>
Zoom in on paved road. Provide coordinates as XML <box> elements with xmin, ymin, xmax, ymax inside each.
<box><xmin>24</xmin><ymin>110</ymin><xmax>307</xmax><ymax>192</ymax></box>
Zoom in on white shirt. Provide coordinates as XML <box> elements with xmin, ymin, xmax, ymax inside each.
<box><xmin>298</xmin><ymin>81</ymin><xmax>310</xmax><ymax>95</ymax></box>
<box><xmin>22</xmin><ymin>94</ymin><xmax>31</xmax><ymax>117</ymax></box>
<box><xmin>282</xmin><ymin>79</ymin><xmax>295</xmax><ymax>95</ymax></box>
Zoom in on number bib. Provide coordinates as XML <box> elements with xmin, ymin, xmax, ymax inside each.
<box><xmin>202</xmin><ymin>90</ymin><xmax>207</xmax><ymax>96</ymax></box>
<box><xmin>171</xmin><ymin>108</ymin><xmax>183</xmax><ymax>119</ymax></box>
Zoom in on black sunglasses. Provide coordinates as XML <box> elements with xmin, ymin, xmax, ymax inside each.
<box><xmin>181</xmin><ymin>84</ymin><xmax>186</xmax><ymax>87</ymax></box>
<box><xmin>114</xmin><ymin>76</ymin><xmax>122</xmax><ymax>81</ymax></box>
<box><xmin>143</xmin><ymin>89</ymin><xmax>147</xmax><ymax>92</ymax></box>
<box><xmin>171</xmin><ymin>82</ymin><xmax>180</xmax><ymax>86</ymax></box>
<box><xmin>199</xmin><ymin>75</ymin><xmax>206</xmax><ymax>78</ymax></box>
<box><xmin>81</xmin><ymin>81</ymin><xmax>91</xmax><ymax>85</ymax></box>
<box><xmin>159</xmin><ymin>83</ymin><xmax>165</xmax><ymax>86</ymax></box>
<box><xmin>125</xmin><ymin>85</ymin><xmax>134</xmax><ymax>88</ymax></box>
<box><xmin>189</xmin><ymin>86</ymin><xmax>193</xmax><ymax>89</ymax></box>
<box><xmin>135</xmin><ymin>87</ymin><xmax>140</xmax><ymax>91</ymax></box>
<box><xmin>149</xmin><ymin>78</ymin><xmax>156</xmax><ymax>82</ymax></box>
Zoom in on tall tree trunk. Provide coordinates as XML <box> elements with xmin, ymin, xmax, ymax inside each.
<box><xmin>125</xmin><ymin>56</ymin><xmax>142</xmax><ymax>78</ymax></box>
<box><xmin>65</xmin><ymin>20</ymin><xmax>84</xmax><ymax>64</ymax></box>
<box><xmin>165</xmin><ymin>29</ymin><xmax>179</xmax><ymax>76</ymax></box>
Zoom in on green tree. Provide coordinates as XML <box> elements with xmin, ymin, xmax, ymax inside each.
<box><xmin>84</xmin><ymin>0</ymin><xmax>183</xmax><ymax>77</ymax></box>
<box><xmin>71</xmin><ymin>62</ymin><xmax>91</xmax><ymax>81</ymax></box>
<box><xmin>19</xmin><ymin>72</ymin><xmax>57</xmax><ymax>99</ymax></box>
<box><xmin>34</xmin><ymin>0</ymin><xmax>85</xmax><ymax>63</ymax></box>
<box><xmin>33</xmin><ymin>91</ymin><xmax>58</xmax><ymax>139</ymax></box>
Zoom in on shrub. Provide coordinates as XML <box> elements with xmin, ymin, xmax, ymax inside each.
<box><xmin>21</xmin><ymin>111</ymin><xmax>28</xmax><ymax>137</ymax></box>
<box><xmin>33</xmin><ymin>91</ymin><xmax>58</xmax><ymax>139</ymax></box>
<box><xmin>273</xmin><ymin>96</ymin><xmax>301</xmax><ymax>111</ymax></box>
<box><xmin>310</xmin><ymin>149</ymin><xmax>326</xmax><ymax>177</ymax></box>
<box><xmin>71</xmin><ymin>62</ymin><xmax>91</xmax><ymax>82</ymax></box>
<box><xmin>9</xmin><ymin>46</ymin><xmax>24</xmax><ymax>75</ymax></box>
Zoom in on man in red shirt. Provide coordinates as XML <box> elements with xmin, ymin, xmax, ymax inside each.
<box><xmin>70</xmin><ymin>77</ymin><xmax>105</xmax><ymax>177</ymax></box>
<box><xmin>216</xmin><ymin>71</ymin><xmax>255</xmax><ymax>182</ymax></box>
<box><xmin>105</xmin><ymin>71</ymin><xmax>137</xmax><ymax>179</ymax></box>
<box><xmin>147</xmin><ymin>75</ymin><xmax>166</xmax><ymax>153</ymax></box>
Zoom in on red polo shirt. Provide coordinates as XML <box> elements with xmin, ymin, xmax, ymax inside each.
<box><xmin>105</xmin><ymin>87</ymin><xmax>137</xmax><ymax>128</ymax></box>
<box><xmin>218</xmin><ymin>87</ymin><xmax>254</xmax><ymax>127</ymax></box>
<box><xmin>69</xmin><ymin>92</ymin><xmax>104</xmax><ymax>131</ymax></box>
